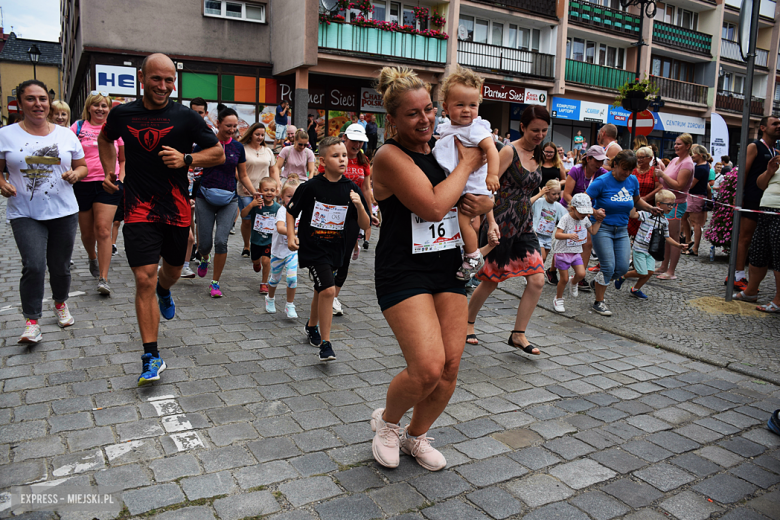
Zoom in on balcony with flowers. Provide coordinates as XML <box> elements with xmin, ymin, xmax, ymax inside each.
<box><xmin>318</xmin><ymin>1</ymin><xmax>448</xmax><ymax>64</ymax></box>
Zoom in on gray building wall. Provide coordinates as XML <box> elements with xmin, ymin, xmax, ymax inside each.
<box><xmin>269</xmin><ymin>0</ymin><xmax>318</xmax><ymax>76</ymax></box>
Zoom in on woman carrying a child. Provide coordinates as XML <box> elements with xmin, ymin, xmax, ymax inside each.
<box><xmin>466</xmin><ymin>105</ymin><xmax>551</xmax><ymax>354</ymax></box>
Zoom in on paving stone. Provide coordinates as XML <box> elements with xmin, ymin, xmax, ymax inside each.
<box><xmin>549</xmin><ymin>459</ymin><xmax>616</xmax><ymax>489</ymax></box>
<box><xmin>116</xmin><ymin>419</ymin><xmax>165</xmax><ymax>441</ymax></box>
<box><xmin>52</xmin><ymin>449</ymin><xmax>106</xmax><ymax>477</ymax></box>
<box><xmin>151</xmin><ymin>505</ymin><xmax>216</xmax><ymax>520</ymax></box>
<box><xmin>633</xmin><ymin>463</ymin><xmax>695</xmax><ymax>492</ymax></box>
<box><xmin>694</xmin><ymin>417</ymin><xmax>742</xmax><ymax>435</ymax></box>
<box><xmin>279</xmin><ymin>476</ymin><xmax>342</xmax><ymax>507</ymax></box>
<box><xmin>453</xmin><ymin>437</ymin><xmax>510</xmax><ymax>459</ymax></box>
<box><xmin>675</xmin><ymin>424</ymin><xmax>724</xmax><ymax>444</ymax></box>
<box><xmin>718</xmin><ymin>509</ymin><xmax>773</xmax><ymax>520</ymax></box>
<box><xmin>507</xmin><ymin>446</ymin><xmax>562</xmax><ymax>470</ymax></box>
<box><xmin>744</xmin><ymin>490</ymin><xmax>780</xmax><ymax>520</ymax></box>
<box><xmin>544</xmin><ymin>437</ymin><xmax>595</xmax><ymax>460</ymax></box>
<box><xmin>206</xmin><ymin>422</ymin><xmax>259</xmax><ymax>446</ymax></box>
<box><xmin>290</xmin><ymin>452</ymin><xmax>338</xmax><ymax>476</ymax></box>
<box><xmin>410</xmin><ymin>470</ymin><xmax>472</xmax><ymax>501</ymax></box>
<box><xmin>569</xmin><ymin>490</ymin><xmax>630</xmax><ymax>520</ymax></box>
<box><xmin>506</xmin><ymin>474</ymin><xmax>574</xmax><ymax>507</ymax></box>
<box><xmin>198</xmin><ymin>445</ymin><xmax>255</xmax><ymax>472</ymax></box>
<box><xmin>94</xmin><ymin>405</ymin><xmax>138</xmax><ymax>426</ymax></box>
<box><xmin>692</xmin><ymin>474</ymin><xmax>758</xmax><ymax>504</ymax></box>
<box><xmin>729</xmin><ymin>463</ymin><xmax>780</xmax><ymax>489</ymax></box>
<box><xmin>94</xmin><ymin>464</ymin><xmax>151</xmax><ymax>490</ymax></box>
<box><xmin>529</xmin><ymin>420</ymin><xmax>577</xmax><ymax>439</ymax></box>
<box><xmin>697</xmin><ymin>445</ymin><xmax>745</xmax><ymax>468</ymax></box>
<box><xmin>292</xmin><ymin>429</ymin><xmax>343</xmax><ymax>452</ymax></box>
<box><xmin>234</xmin><ymin>459</ymin><xmax>299</xmax><ymax>489</ymax></box>
<box><xmin>659</xmin><ymin>490</ymin><xmax>723</xmax><ymax>520</ymax></box>
<box><xmin>574</xmin><ymin>429</ymin><xmax>621</xmax><ymax>450</ymax></box>
<box><xmin>753</xmin><ymin>454</ymin><xmax>780</xmax><ymax>475</ymax></box>
<box><xmin>149</xmin><ymin>453</ymin><xmax>201</xmax><ymax>482</ymax></box>
<box><xmin>0</xmin><ymin>460</ymin><xmax>47</xmax><ymax>487</ymax></box>
<box><xmin>669</xmin><ymin>453</ymin><xmax>722</xmax><ymax>477</ymax></box>
<box><xmin>0</xmin><ymin>421</ymin><xmax>48</xmax><ymax>443</ymax></box>
<box><xmin>718</xmin><ymin>437</ymin><xmax>766</xmax><ymax>458</ymax></box>
<box><xmin>420</xmin><ymin>498</ymin><xmax>490</xmax><ymax>520</ymax></box>
<box><xmin>315</xmin><ymin>493</ymin><xmax>383</xmax><ymax>520</ymax></box>
<box><xmin>590</xmin><ymin>448</ymin><xmax>647</xmax><ymax>473</ymax></box>
<box><xmin>247</xmin><ymin>436</ymin><xmax>302</xmax><ymax>463</ymax></box>
<box><xmin>370</xmin><ymin>482</ymin><xmax>427</xmax><ymax>515</ymax></box>
<box><xmin>11</xmin><ymin>436</ymin><xmax>66</xmax><ymax>461</ymax></box>
<box><xmin>625</xmin><ymin>415</ymin><xmax>673</xmax><ymax>433</ymax></box>
<box><xmin>466</xmin><ymin>487</ymin><xmax>523</xmax><ymax>520</ymax></box>
<box><xmin>181</xmin><ymin>470</ymin><xmax>236</xmax><ymax>500</ymax></box>
<box><xmin>743</xmin><ymin>428</ymin><xmax>780</xmax><ymax>448</ymax></box>
<box><xmin>212</xmin><ymin>490</ymin><xmax>281</xmax><ymax>520</ymax></box>
<box><xmin>335</xmin><ymin>466</ymin><xmax>384</xmax><ymax>492</ymax></box>
<box><xmin>452</xmin><ymin>417</ymin><xmax>501</xmax><ymax>438</ymax></box>
<box><xmin>122</xmin><ymin>483</ymin><xmax>185</xmax><ymax>515</ymax></box>
<box><xmin>455</xmin><ymin>455</ymin><xmax>527</xmax><ymax>487</ymax></box>
<box><xmin>49</xmin><ymin>412</ymin><xmax>94</xmax><ymax>433</ymax></box>
<box><xmin>521</xmin><ymin>501</ymin><xmax>590</xmax><ymax>520</ymax></box>
<box><xmin>601</xmin><ymin>478</ymin><xmax>664</xmax><ymax>508</ymax></box>
<box><xmin>646</xmin><ymin>431</ymin><xmax>701</xmax><ymax>454</ymax></box>
<box><xmin>491</xmin><ymin>428</ymin><xmax>541</xmax><ymax>449</ymax></box>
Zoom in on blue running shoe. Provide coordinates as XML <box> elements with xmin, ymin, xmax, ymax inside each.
<box><xmin>768</xmin><ymin>410</ymin><xmax>780</xmax><ymax>436</ymax></box>
<box><xmin>157</xmin><ymin>288</ymin><xmax>176</xmax><ymax>320</ymax></box>
<box><xmin>614</xmin><ymin>277</ymin><xmax>625</xmax><ymax>290</ymax></box>
<box><xmin>630</xmin><ymin>288</ymin><xmax>648</xmax><ymax>300</ymax></box>
<box><xmin>138</xmin><ymin>353</ymin><xmax>166</xmax><ymax>386</ymax></box>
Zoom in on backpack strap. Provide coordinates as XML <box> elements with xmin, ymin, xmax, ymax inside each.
<box><xmin>76</xmin><ymin>120</ymin><xmax>84</xmax><ymax>137</ymax></box>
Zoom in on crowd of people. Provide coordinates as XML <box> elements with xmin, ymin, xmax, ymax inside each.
<box><xmin>1</xmin><ymin>55</ymin><xmax>779</xmax><ymax>474</ymax></box>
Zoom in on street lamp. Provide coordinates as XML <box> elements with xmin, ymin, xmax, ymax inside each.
<box><xmin>620</xmin><ymin>0</ymin><xmax>657</xmax><ymax>146</ymax></box>
<box><xmin>28</xmin><ymin>44</ymin><xmax>41</xmax><ymax>80</ymax></box>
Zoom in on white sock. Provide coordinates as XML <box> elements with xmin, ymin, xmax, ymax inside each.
<box><xmin>735</xmin><ymin>270</ymin><xmax>746</xmax><ymax>281</ymax></box>
<box><xmin>266</xmin><ymin>295</ymin><xmax>274</xmax><ymax>301</ymax></box>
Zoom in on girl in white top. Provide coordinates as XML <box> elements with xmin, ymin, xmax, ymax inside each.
<box><xmin>238</xmin><ymin>123</ymin><xmax>280</xmax><ymax>255</ymax></box>
<box><xmin>433</xmin><ymin>66</ymin><xmax>500</xmax><ymax>280</ymax></box>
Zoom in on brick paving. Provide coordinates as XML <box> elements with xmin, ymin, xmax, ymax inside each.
<box><xmin>1</xmin><ymin>199</ymin><xmax>779</xmax><ymax>519</ymax></box>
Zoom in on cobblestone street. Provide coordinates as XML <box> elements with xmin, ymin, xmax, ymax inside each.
<box><xmin>1</xmin><ymin>202</ymin><xmax>779</xmax><ymax>520</ymax></box>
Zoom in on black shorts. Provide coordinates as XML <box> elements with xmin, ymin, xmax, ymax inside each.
<box><xmin>73</xmin><ymin>180</ymin><xmax>122</xmax><ymax>212</ymax></box>
<box><xmin>742</xmin><ymin>197</ymin><xmax>762</xmax><ymax>222</ymax></box>
<box><xmin>113</xmin><ymin>182</ymin><xmax>125</xmax><ymax>222</ymax></box>
<box><xmin>307</xmin><ymin>264</ymin><xmax>336</xmax><ymax>292</ymax></box>
<box><xmin>378</xmin><ymin>287</ymin><xmax>467</xmax><ymax>312</ymax></box>
<box><xmin>250</xmin><ymin>243</ymin><xmax>271</xmax><ymax>261</ymax></box>
<box><xmin>123</xmin><ymin>222</ymin><xmax>189</xmax><ymax>268</ymax></box>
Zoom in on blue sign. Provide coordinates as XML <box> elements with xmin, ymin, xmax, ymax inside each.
<box><xmin>607</xmin><ymin>106</ymin><xmax>631</xmax><ymax>126</ymax></box>
<box><xmin>551</xmin><ymin>97</ymin><xmax>581</xmax><ymax>121</ymax></box>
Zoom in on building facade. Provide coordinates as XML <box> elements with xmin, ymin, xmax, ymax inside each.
<box><xmin>60</xmin><ymin>0</ymin><xmax>780</xmax><ymax>157</ymax></box>
<box><xmin>0</xmin><ymin>33</ymin><xmax>62</xmax><ymax>123</ymax></box>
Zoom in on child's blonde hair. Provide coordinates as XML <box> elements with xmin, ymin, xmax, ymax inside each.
<box><xmin>439</xmin><ymin>65</ymin><xmax>484</xmax><ymax>103</ymax></box>
<box><xmin>260</xmin><ymin>176</ymin><xmax>278</xmax><ymax>190</ymax></box>
<box><xmin>545</xmin><ymin>179</ymin><xmax>561</xmax><ymax>191</ymax></box>
<box><xmin>656</xmin><ymin>189</ymin><xmax>675</xmax><ymax>204</ymax></box>
<box><xmin>281</xmin><ymin>177</ymin><xmax>300</xmax><ymax>195</ymax></box>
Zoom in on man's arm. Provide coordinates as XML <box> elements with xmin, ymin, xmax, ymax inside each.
<box><xmin>99</xmin><ymin>131</ymin><xmax>119</xmax><ymax>194</ymax></box>
<box><xmin>159</xmin><ymin>143</ymin><xmax>225</xmax><ymax>169</ymax></box>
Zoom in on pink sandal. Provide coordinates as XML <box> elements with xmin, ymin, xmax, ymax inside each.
<box><xmin>656</xmin><ymin>273</ymin><xmax>677</xmax><ymax>280</ymax></box>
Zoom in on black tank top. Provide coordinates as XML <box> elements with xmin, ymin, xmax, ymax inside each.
<box><xmin>745</xmin><ymin>139</ymin><xmax>777</xmax><ymax>205</ymax></box>
<box><xmin>536</xmin><ymin>165</ymin><xmax>561</xmax><ymax>194</ymax></box>
<box><xmin>375</xmin><ymin>139</ymin><xmax>464</xmax><ymax>298</ymax></box>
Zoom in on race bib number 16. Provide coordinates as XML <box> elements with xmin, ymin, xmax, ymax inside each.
<box><xmin>411</xmin><ymin>207</ymin><xmax>463</xmax><ymax>254</ymax></box>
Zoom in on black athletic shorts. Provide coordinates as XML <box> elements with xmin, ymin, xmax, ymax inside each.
<box><xmin>307</xmin><ymin>263</ymin><xmax>336</xmax><ymax>292</ymax></box>
<box><xmin>73</xmin><ymin>180</ymin><xmax>122</xmax><ymax>212</ymax></box>
<box><xmin>378</xmin><ymin>287</ymin><xmax>467</xmax><ymax>312</ymax></box>
<box><xmin>250</xmin><ymin>243</ymin><xmax>271</xmax><ymax>261</ymax></box>
<box><xmin>123</xmin><ymin>222</ymin><xmax>189</xmax><ymax>268</ymax></box>
<box><xmin>742</xmin><ymin>197</ymin><xmax>761</xmax><ymax>222</ymax></box>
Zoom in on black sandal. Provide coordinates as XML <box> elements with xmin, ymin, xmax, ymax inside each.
<box><xmin>466</xmin><ymin>321</ymin><xmax>479</xmax><ymax>345</ymax></box>
<box><xmin>507</xmin><ymin>330</ymin><xmax>540</xmax><ymax>355</ymax></box>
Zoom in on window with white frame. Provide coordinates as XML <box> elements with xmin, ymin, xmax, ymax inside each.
<box><xmin>720</xmin><ymin>72</ymin><xmax>745</xmax><ymax>94</ymax></box>
<box><xmin>459</xmin><ymin>15</ymin><xmax>540</xmax><ymax>51</ymax></box>
<box><xmin>566</xmin><ymin>37</ymin><xmax>625</xmax><ymax>68</ymax></box>
<box><xmin>722</xmin><ymin>22</ymin><xmax>737</xmax><ymax>41</ymax></box>
<box><xmin>204</xmin><ymin>0</ymin><xmax>265</xmax><ymax>22</ymax></box>
<box><xmin>654</xmin><ymin>2</ymin><xmax>698</xmax><ymax>30</ymax></box>
<box><xmin>371</xmin><ymin>2</ymin><xmax>427</xmax><ymax>30</ymax></box>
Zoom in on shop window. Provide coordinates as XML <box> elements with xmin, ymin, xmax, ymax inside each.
<box><xmin>222</xmin><ymin>75</ymin><xmax>256</xmax><ymax>103</ymax></box>
<box><xmin>204</xmin><ymin>0</ymin><xmax>265</xmax><ymax>23</ymax></box>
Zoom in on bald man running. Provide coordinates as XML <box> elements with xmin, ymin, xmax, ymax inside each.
<box><xmin>99</xmin><ymin>53</ymin><xmax>225</xmax><ymax>385</ymax></box>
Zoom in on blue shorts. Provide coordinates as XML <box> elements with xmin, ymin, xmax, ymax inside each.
<box><xmin>632</xmin><ymin>249</ymin><xmax>656</xmax><ymax>276</ymax></box>
<box><xmin>573</xmin><ymin>143</ymin><xmax>583</xmax><ymax>150</ymax></box>
<box><xmin>665</xmin><ymin>202</ymin><xmax>687</xmax><ymax>220</ymax></box>
<box><xmin>237</xmin><ymin>195</ymin><xmax>254</xmax><ymax>220</ymax></box>
<box><xmin>276</xmin><ymin>124</ymin><xmax>287</xmax><ymax>141</ymax></box>
<box><xmin>537</xmin><ymin>233</ymin><xmax>553</xmax><ymax>250</ymax></box>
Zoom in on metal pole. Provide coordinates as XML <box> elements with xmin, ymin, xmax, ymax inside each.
<box><xmin>629</xmin><ymin>5</ymin><xmax>645</xmax><ymax>148</ymax></box>
<box><xmin>33</xmin><ymin>63</ymin><xmax>37</xmax><ymax>80</ymax></box>
<box><xmin>725</xmin><ymin>0</ymin><xmax>761</xmax><ymax>302</ymax></box>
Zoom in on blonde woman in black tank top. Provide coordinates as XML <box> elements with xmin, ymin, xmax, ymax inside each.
<box><xmin>369</xmin><ymin>67</ymin><xmax>491</xmax><ymax>471</ymax></box>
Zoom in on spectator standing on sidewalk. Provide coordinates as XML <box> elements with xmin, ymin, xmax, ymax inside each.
<box><xmin>273</xmin><ymin>101</ymin><xmax>289</xmax><ymax>151</ymax></box>
<box><xmin>366</xmin><ymin>114</ymin><xmax>378</xmax><ymax>158</ymax></box>
<box><xmin>0</xmin><ymin>79</ymin><xmax>88</xmax><ymax>344</ymax></box>
<box><xmin>597</xmin><ymin>124</ymin><xmax>622</xmax><ymax>171</ymax></box>
<box><xmin>681</xmin><ymin>145</ymin><xmax>711</xmax><ymax>256</ymax></box>
<box><xmin>99</xmin><ymin>53</ymin><xmax>224</xmax><ymax>385</ymax></box>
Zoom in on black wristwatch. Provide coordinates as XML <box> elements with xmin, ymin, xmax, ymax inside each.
<box><xmin>183</xmin><ymin>154</ymin><xmax>193</xmax><ymax>166</ymax></box>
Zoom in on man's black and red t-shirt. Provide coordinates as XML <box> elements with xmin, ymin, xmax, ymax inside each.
<box><xmin>102</xmin><ymin>99</ymin><xmax>218</xmax><ymax>227</ymax></box>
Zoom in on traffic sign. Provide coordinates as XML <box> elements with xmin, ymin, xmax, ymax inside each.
<box><xmin>627</xmin><ymin>110</ymin><xmax>654</xmax><ymax>136</ymax></box>
<box><xmin>7</xmin><ymin>100</ymin><xmax>18</xmax><ymax>112</ymax></box>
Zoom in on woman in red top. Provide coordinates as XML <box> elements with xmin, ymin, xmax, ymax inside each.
<box><xmin>628</xmin><ymin>146</ymin><xmax>662</xmax><ymax>237</ymax></box>
<box><xmin>318</xmin><ymin>123</ymin><xmax>376</xmax><ymax>316</ymax></box>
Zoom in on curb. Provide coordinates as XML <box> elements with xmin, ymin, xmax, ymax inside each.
<box><xmin>498</xmin><ymin>285</ymin><xmax>780</xmax><ymax>386</ymax></box>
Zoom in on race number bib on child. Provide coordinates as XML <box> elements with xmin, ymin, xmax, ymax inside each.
<box><xmin>567</xmin><ymin>224</ymin><xmax>588</xmax><ymax>247</ymax></box>
<box><xmin>537</xmin><ymin>209</ymin><xmax>556</xmax><ymax>235</ymax></box>
<box><xmin>411</xmin><ymin>207</ymin><xmax>464</xmax><ymax>254</ymax></box>
<box><xmin>311</xmin><ymin>202</ymin><xmax>347</xmax><ymax>231</ymax></box>
<box><xmin>254</xmin><ymin>214</ymin><xmax>276</xmax><ymax>234</ymax></box>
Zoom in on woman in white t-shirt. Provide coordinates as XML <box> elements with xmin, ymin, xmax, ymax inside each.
<box><xmin>276</xmin><ymin>129</ymin><xmax>316</xmax><ymax>181</ymax></box>
<box><xmin>0</xmin><ymin>80</ymin><xmax>88</xmax><ymax>344</ymax></box>
<box><xmin>237</xmin><ymin>123</ymin><xmax>280</xmax><ymax>256</ymax></box>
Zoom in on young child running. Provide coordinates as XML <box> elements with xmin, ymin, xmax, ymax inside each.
<box><xmin>616</xmin><ymin>189</ymin><xmax>687</xmax><ymax>299</ymax></box>
<box><xmin>531</xmin><ymin>179</ymin><xmax>567</xmax><ymax>285</ymax></box>
<box><xmin>287</xmin><ymin>136</ymin><xmax>370</xmax><ymax>362</ymax></box>
<box><xmin>266</xmin><ymin>178</ymin><xmax>301</xmax><ymax>318</ymax></box>
<box><xmin>552</xmin><ymin>193</ymin><xmax>601</xmax><ymax>313</ymax></box>
<box><xmin>432</xmin><ymin>65</ymin><xmax>500</xmax><ymax>280</ymax></box>
<box><xmin>241</xmin><ymin>177</ymin><xmax>280</xmax><ymax>294</ymax></box>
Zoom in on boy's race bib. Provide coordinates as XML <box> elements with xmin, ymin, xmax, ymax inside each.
<box><xmin>254</xmin><ymin>213</ymin><xmax>276</xmax><ymax>234</ymax></box>
<box><xmin>311</xmin><ymin>201</ymin><xmax>347</xmax><ymax>230</ymax></box>
<box><xmin>411</xmin><ymin>207</ymin><xmax>463</xmax><ymax>254</ymax></box>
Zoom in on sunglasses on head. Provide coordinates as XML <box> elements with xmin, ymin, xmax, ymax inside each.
<box><xmin>90</xmin><ymin>91</ymin><xmax>109</xmax><ymax>97</ymax></box>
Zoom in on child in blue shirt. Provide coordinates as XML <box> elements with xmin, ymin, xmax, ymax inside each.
<box><xmin>241</xmin><ymin>177</ymin><xmax>280</xmax><ymax>294</ymax></box>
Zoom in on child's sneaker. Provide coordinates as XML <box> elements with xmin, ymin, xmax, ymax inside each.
<box><xmin>265</xmin><ymin>296</ymin><xmax>276</xmax><ymax>313</ymax></box>
<box><xmin>630</xmin><ymin>288</ymin><xmax>648</xmax><ymax>300</ymax></box>
<box><xmin>545</xmin><ymin>268</ymin><xmax>558</xmax><ymax>285</ymax></box>
<box><xmin>253</xmin><ymin>263</ymin><xmax>261</xmax><ymax>273</ymax></box>
<box><xmin>614</xmin><ymin>276</ymin><xmax>625</xmax><ymax>290</ymax></box>
<box><xmin>589</xmin><ymin>263</ymin><xmax>601</xmax><ymax>273</ymax></box>
<box><xmin>19</xmin><ymin>319</ymin><xmax>42</xmax><ymax>344</ymax></box>
<box><xmin>553</xmin><ymin>298</ymin><xmax>565</xmax><ymax>313</ymax></box>
<box><xmin>319</xmin><ymin>341</ymin><xmax>336</xmax><ymax>361</ymax></box>
<box><xmin>54</xmin><ymin>302</ymin><xmax>75</xmax><ymax>327</ymax></box>
<box><xmin>400</xmin><ymin>429</ymin><xmax>446</xmax><ymax>471</ymax></box>
<box><xmin>332</xmin><ymin>297</ymin><xmax>344</xmax><ymax>316</ymax></box>
<box><xmin>569</xmin><ymin>276</ymin><xmax>579</xmax><ymax>298</ymax></box>
<box><xmin>210</xmin><ymin>281</ymin><xmax>223</xmax><ymax>298</ymax></box>
<box><xmin>456</xmin><ymin>252</ymin><xmax>484</xmax><ymax>281</ymax></box>
<box><xmin>197</xmin><ymin>254</ymin><xmax>210</xmax><ymax>277</ymax></box>
<box><xmin>352</xmin><ymin>248</ymin><xmax>360</xmax><ymax>261</ymax></box>
<box><xmin>305</xmin><ymin>320</ymin><xmax>321</xmax><ymax>347</ymax></box>
<box><xmin>259</xmin><ymin>283</ymin><xmax>269</xmax><ymax>295</ymax></box>
<box><xmin>592</xmin><ymin>300</ymin><xmax>612</xmax><ymax>316</ymax></box>
<box><xmin>285</xmin><ymin>302</ymin><xmax>298</xmax><ymax>318</ymax></box>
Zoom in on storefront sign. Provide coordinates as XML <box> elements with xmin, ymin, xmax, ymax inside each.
<box><xmin>483</xmin><ymin>83</ymin><xmax>526</xmax><ymax>103</ymax></box>
<box><xmin>523</xmin><ymin>88</ymin><xmax>547</xmax><ymax>106</ymax></box>
<box><xmin>96</xmin><ymin>65</ymin><xmax>137</xmax><ymax>96</ymax></box>
<box><xmin>309</xmin><ymin>87</ymin><xmax>326</xmax><ymax>107</ymax></box>
<box><xmin>551</xmin><ymin>97</ymin><xmax>581</xmax><ymax>121</ymax></box>
<box><xmin>580</xmin><ymin>101</ymin><xmax>608</xmax><ymax>123</ymax></box>
<box><xmin>607</xmin><ymin>106</ymin><xmax>631</xmax><ymax>125</ymax></box>
<box><xmin>360</xmin><ymin>88</ymin><xmax>385</xmax><ymax>113</ymax></box>
<box><xmin>329</xmin><ymin>88</ymin><xmax>358</xmax><ymax>110</ymax></box>
<box><xmin>657</xmin><ymin>112</ymin><xmax>706</xmax><ymax>135</ymax></box>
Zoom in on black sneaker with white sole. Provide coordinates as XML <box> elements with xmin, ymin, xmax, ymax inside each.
<box><xmin>592</xmin><ymin>301</ymin><xmax>612</xmax><ymax>316</ymax></box>
<box><xmin>319</xmin><ymin>341</ymin><xmax>336</xmax><ymax>361</ymax></box>
<box><xmin>305</xmin><ymin>321</ymin><xmax>321</xmax><ymax>347</ymax></box>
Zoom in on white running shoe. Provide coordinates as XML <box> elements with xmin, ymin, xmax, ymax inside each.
<box><xmin>553</xmin><ymin>298</ymin><xmax>566</xmax><ymax>313</ymax></box>
<box><xmin>370</xmin><ymin>408</ymin><xmax>400</xmax><ymax>468</ymax></box>
<box><xmin>55</xmin><ymin>303</ymin><xmax>75</xmax><ymax>327</ymax></box>
<box><xmin>180</xmin><ymin>266</ymin><xmax>196</xmax><ymax>278</ymax></box>
<box><xmin>569</xmin><ymin>275</ymin><xmax>578</xmax><ymax>298</ymax></box>
<box><xmin>332</xmin><ymin>297</ymin><xmax>343</xmax><ymax>316</ymax></box>
<box><xmin>400</xmin><ymin>429</ymin><xmax>446</xmax><ymax>471</ymax></box>
<box><xmin>285</xmin><ymin>302</ymin><xmax>298</xmax><ymax>319</ymax></box>
<box><xmin>19</xmin><ymin>320</ymin><xmax>42</xmax><ymax>343</ymax></box>
<box><xmin>265</xmin><ymin>296</ymin><xmax>276</xmax><ymax>314</ymax></box>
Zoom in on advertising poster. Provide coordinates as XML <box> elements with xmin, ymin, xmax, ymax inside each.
<box><xmin>327</xmin><ymin>111</ymin><xmax>356</xmax><ymax>137</ymax></box>
<box><xmin>259</xmin><ymin>105</ymin><xmax>278</xmax><ymax>142</ymax></box>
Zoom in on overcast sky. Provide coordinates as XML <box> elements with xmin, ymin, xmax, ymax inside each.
<box><xmin>2</xmin><ymin>0</ymin><xmax>60</xmax><ymax>42</ymax></box>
